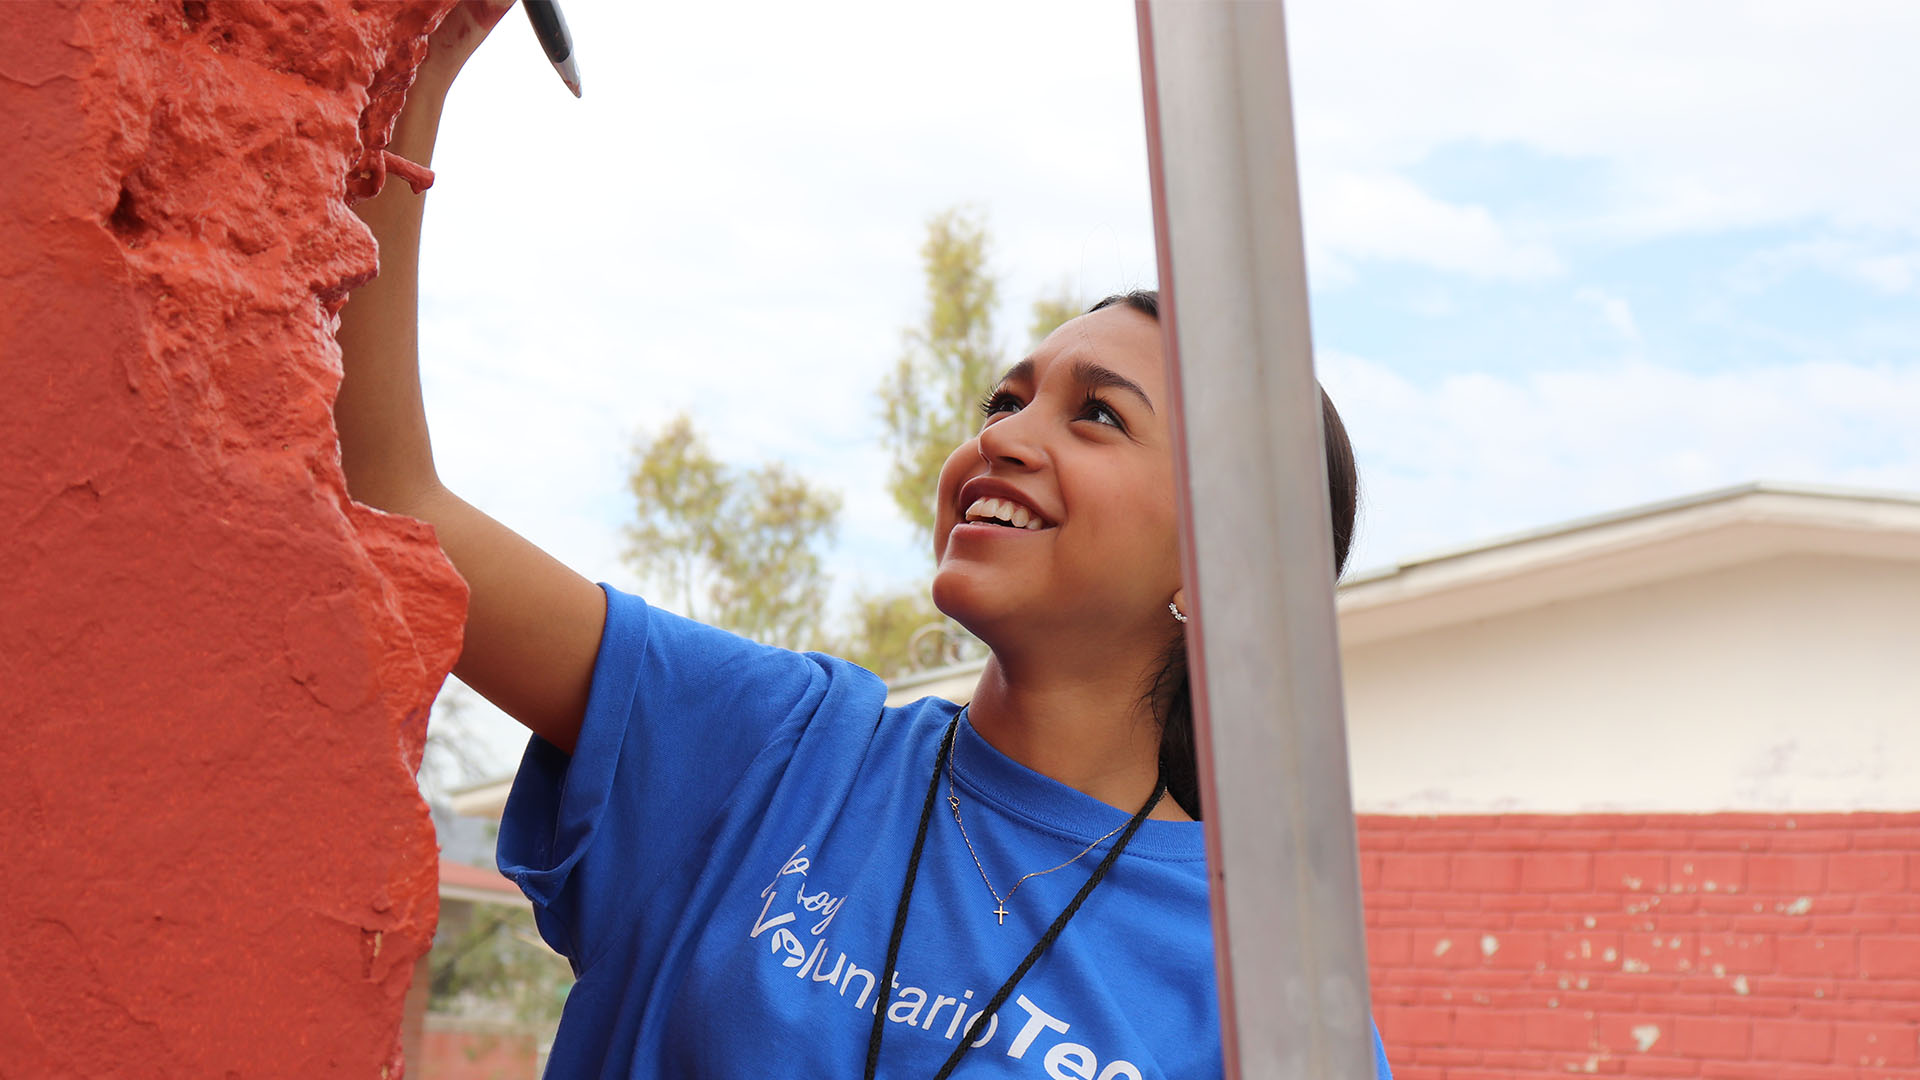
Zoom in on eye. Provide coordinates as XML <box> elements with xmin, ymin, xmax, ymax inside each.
<box><xmin>979</xmin><ymin>389</ymin><xmax>1022</xmax><ymax>422</ymax></box>
<box><xmin>1080</xmin><ymin>395</ymin><xmax>1125</xmax><ymax>430</ymax></box>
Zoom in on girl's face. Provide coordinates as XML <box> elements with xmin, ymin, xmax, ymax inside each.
<box><xmin>931</xmin><ymin>305</ymin><xmax>1181</xmax><ymax>649</ymax></box>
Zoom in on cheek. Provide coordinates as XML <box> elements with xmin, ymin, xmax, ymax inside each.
<box><xmin>931</xmin><ymin>440</ymin><xmax>979</xmax><ymax>557</ymax></box>
<box><xmin>1074</xmin><ymin>470</ymin><xmax>1180</xmax><ymax>569</ymax></box>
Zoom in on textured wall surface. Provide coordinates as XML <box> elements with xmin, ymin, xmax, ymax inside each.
<box><xmin>0</xmin><ymin>1</ymin><xmax>466</xmax><ymax>1075</ymax></box>
<box><xmin>1363</xmin><ymin>813</ymin><xmax>1920</xmax><ymax>1080</ymax></box>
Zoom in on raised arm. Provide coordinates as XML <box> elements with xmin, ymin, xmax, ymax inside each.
<box><xmin>335</xmin><ymin>0</ymin><xmax>601</xmax><ymax>754</ymax></box>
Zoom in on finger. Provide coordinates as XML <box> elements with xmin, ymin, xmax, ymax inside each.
<box><xmin>428</xmin><ymin>0</ymin><xmax>516</xmax><ymax>59</ymax></box>
<box><xmin>468</xmin><ymin>0</ymin><xmax>518</xmax><ymax>34</ymax></box>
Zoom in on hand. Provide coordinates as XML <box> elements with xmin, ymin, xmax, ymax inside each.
<box><xmin>383</xmin><ymin>0</ymin><xmax>517</xmax><ymax>170</ymax></box>
<box><xmin>415</xmin><ymin>0</ymin><xmax>518</xmax><ymax>96</ymax></box>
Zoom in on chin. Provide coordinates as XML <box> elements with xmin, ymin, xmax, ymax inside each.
<box><xmin>929</xmin><ymin>562</ymin><xmax>983</xmax><ymax>630</ymax></box>
<box><xmin>929</xmin><ymin>562</ymin><xmax>1018</xmax><ymax>647</ymax></box>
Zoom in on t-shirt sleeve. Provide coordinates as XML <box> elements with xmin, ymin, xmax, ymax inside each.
<box><xmin>494</xmin><ymin>582</ymin><xmax>849</xmax><ymax>971</ymax></box>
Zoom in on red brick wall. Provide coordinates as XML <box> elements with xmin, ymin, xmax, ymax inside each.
<box><xmin>1360</xmin><ymin>813</ymin><xmax>1920</xmax><ymax>1079</ymax></box>
<box><xmin>418</xmin><ymin>1020</ymin><xmax>539</xmax><ymax>1080</ymax></box>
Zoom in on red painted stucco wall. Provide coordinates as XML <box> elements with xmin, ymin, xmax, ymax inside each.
<box><xmin>1361</xmin><ymin>813</ymin><xmax>1920</xmax><ymax>1079</ymax></box>
<box><xmin>0</xmin><ymin>1</ymin><xmax>466</xmax><ymax>1075</ymax></box>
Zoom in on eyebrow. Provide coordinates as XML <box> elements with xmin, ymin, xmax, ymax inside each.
<box><xmin>995</xmin><ymin>357</ymin><xmax>1157</xmax><ymax>414</ymax></box>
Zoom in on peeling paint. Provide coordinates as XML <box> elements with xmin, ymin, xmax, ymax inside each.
<box><xmin>1481</xmin><ymin>934</ymin><xmax>1500</xmax><ymax>957</ymax></box>
<box><xmin>1732</xmin><ymin>975</ymin><xmax>1750</xmax><ymax>995</ymax></box>
<box><xmin>1631</xmin><ymin>1024</ymin><xmax>1661</xmax><ymax>1053</ymax></box>
<box><xmin>1433</xmin><ymin>938</ymin><xmax>1452</xmax><ymax>957</ymax></box>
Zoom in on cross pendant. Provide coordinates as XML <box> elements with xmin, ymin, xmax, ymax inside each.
<box><xmin>993</xmin><ymin>904</ymin><xmax>1009</xmax><ymax>925</ymax></box>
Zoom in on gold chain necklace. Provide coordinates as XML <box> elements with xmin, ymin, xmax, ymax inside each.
<box><xmin>946</xmin><ymin>727</ymin><xmax>1131</xmax><ymax>925</ymax></box>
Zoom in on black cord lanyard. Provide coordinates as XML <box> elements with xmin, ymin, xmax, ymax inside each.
<box><xmin>864</xmin><ymin>714</ymin><xmax>1168</xmax><ymax>1080</ymax></box>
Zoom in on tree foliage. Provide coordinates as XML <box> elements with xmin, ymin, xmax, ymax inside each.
<box><xmin>877</xmin><ymin>207</ymin><xmax>1002</xmax><ymax>543</ymax></box>
<box><xmin>428</xmin><ymin>902</ymin><xmax>572</xmax><ymax>1026</ymax></box>
<box><xmin>863</xmin><ymin>206</ymin><xmax>1088</xmax><ymax>676</ymax></box>
<box><xmin>831</xmin><ymin>588</ymin><xmax>986</xmax><ymax>679</ymax></box>
<box><xmin>621</xmin><ymin>414</ymin><xmax>841</xmax><ymax>650</ymax></box>
<box><xmin>612</xmin><ymin>208</ymin><xmax>1078</xmax><ymax>678</ymax></box>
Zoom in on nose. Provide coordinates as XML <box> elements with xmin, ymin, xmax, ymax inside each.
<box><xmin>976</xmin><ymin>407</ymin><xmax>1043</xmax><ymax>470</ymax></box>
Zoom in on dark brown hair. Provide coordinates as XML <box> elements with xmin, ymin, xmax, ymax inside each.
<box><xmin>1088</xmin><ymin>289</ymin><xmax>1359</xmax><ymax>819</ymax></box>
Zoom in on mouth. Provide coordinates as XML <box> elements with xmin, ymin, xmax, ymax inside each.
<box><xmin>959</xmin><ymin>495</ymin><xmax>1054</xmax><ymax>531</ymax></box>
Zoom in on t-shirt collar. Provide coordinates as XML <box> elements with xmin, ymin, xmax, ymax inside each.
<box><xmin>950</xmin><ymin>705</ymin><xmax>1207</xmax><ymax>862</ymax></box>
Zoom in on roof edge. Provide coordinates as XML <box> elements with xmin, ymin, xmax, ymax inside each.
<box><xmin>1341</xmin><ymin>480</ymin><xmax>1920</xmax><ymax>587</ymax></box>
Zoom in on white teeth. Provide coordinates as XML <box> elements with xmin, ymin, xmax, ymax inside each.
<box><xmin>963</xmin><ymin>495</ymin><xmax>1048</xmax><ymax>529</ymax></box>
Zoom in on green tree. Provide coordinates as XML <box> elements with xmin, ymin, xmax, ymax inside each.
<box><xmin>621</xmin><ymin>414</ymin><xmax>841</xmax><ymax>650</ymax></box>
<box><xmin>877</xmin><ymin>207</ymin><xmax>1002</xmax><ymax>543</ymax></box>
<box><xmin>832</xmin><ymin>589</ymin><xmax>948</xmax><ymax>679</ymax></box>
<box><xmin>428</xmin><ymin>902</ymin><xmax>572</xmax><ymax>1026</ymax></box>
<box><xmin>864</xmin><ymin>206</ymin><xmax>1069</xmax><ymax>677</ymax></box>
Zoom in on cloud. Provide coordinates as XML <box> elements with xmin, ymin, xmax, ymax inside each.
<box><xmin>1574</xmin><ymin>287</ymin><xmax>1641</xmax><ymax>344</ymax></box>
<box><xmin>1288</xmin><ymin>0</ymin><xmax>1920</xmax><ymax>240</ymax></box>
<box><xmin>1731</xmin><ymin>236</ymin><xmax>1920</xmax><ymax>297</ymax></box>
<box><xmin>1320</xmin><ymin>350</ymin><xmax>1920</xmax><ymax>574</ymax></box>
<box><xmin>1305</xmin><ymin>171</ymin><xmax>1564</xmax><ymax>284</ymax></box>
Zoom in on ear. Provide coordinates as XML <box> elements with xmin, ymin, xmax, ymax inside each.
<box><xmin>1173</xmin><ymin>587</ymin><xmax>1186</xmax><ymax>612</ymax></box>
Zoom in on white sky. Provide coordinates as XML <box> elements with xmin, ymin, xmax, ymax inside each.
<box><xmin>408</xmin><ymin>0</ymin><xmax>1920</xmax><ymax>784</ymax></box>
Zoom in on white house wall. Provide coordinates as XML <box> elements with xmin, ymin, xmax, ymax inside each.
<box><xmin>1342</xmin><ymin>552</ymin><xmax>1920</xmax><ymax>813</ymax></box>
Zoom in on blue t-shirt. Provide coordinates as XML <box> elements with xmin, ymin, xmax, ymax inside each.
<box><xmin>499</xmin><ymin>584</ymin><xmax>1392</xmax><ymax>1078</ymax></box>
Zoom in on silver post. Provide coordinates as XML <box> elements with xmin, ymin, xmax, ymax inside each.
<box><xmin>1135</xmin><ymin>2</ymin><xmax>1375</xmax><ymax>1077</ymax></box>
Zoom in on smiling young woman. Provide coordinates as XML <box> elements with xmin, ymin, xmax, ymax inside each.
<box><xmin>334</xmin><ymin>3</ymin><xmax>1389</xmax><ymax>1077</ymax></box>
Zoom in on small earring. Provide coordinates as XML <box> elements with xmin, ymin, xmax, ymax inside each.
<box><xmin>1168</xmin><ymin>602</ymin><xmax>1189</xmax><ymax>624</ymax></box>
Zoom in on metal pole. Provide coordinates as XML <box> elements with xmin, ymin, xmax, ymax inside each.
<box><xmin>1134</xmin><ymin>3</ymin><xmax>1375</xmax><ymax>1077</ymax></box>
